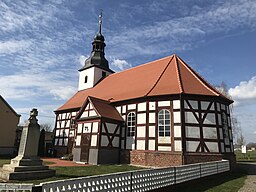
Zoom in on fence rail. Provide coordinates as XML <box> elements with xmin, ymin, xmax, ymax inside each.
<box><xmin>0</xmin><ymin>160</ymin><xmax>230</xmax><ymax>192</ymax></box>
<box><xmin>0</xmin><ymin>183</ymin><xmax>33</xmax><ymax>192</ymax></box>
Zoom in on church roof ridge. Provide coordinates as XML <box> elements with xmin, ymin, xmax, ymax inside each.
<box><xmin>176</xmin><ymin>56</ymin><xmax>219</xmax><ymax>96</ymax></box>
<box><xmin>174</xmin><ymin>55</ymin><xmax>184</xmax><ymax>93</ymax></box>
<box><xmin>109</xmin><ymin>54</ymin><xmax>174</xmax><ymax>77</ymax></box>
<box><xmin>144</xmin><ymin>55</ymin><xmax>175</xmax><ymax>96</ymax></box>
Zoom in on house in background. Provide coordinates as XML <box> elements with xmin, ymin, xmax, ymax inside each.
<box><xmin>0</xmin><ymin>95</ymin><xmax>20</xmax><ymax>156</ymax></box>
<box><xmin>53</xmin><ymin>16</ymin><xmax>236</xmax><ymax>167</ymax></box>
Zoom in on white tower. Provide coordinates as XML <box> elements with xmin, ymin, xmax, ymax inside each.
<box><xmin>78</xmin><ymin>12</ymin><xmax>114</xmax><ymax>91</ymax></box>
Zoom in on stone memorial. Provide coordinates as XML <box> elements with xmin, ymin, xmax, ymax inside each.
<box><xmin>0</xmin><ymin>109</ymin><xmax>55</xmax><ymax>180</ymax></box>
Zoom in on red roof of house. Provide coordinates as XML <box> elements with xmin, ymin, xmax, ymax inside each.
<box><xmin>56</xmin><ymin>54</ymin><xmax>232</xmax><ymax>112</ymax></box>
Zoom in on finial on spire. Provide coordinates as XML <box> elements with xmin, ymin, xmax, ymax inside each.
<box><xmin>99</xmin><ymin>10</ymin><xmax>103</xmax><ymax>34</ymax></box>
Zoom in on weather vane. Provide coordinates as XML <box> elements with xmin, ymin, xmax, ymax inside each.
<box><xmin>99</xmin><ymin>10</ymin><xmax>103</xmax><ymax>34</ymax></box>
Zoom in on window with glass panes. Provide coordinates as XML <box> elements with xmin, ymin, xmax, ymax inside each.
<box><xmin>158</xmin><ymin>109</ymin><xmax>170</xmax><ymax>137</ymax></box>
<box><xmin>127</xmin><ymin>112</ymin><xmax>136</xmax><ymax>137</ymax></box>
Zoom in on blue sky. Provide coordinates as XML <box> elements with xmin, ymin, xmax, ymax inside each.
<box><xmin>0</xmin><ymin>0</ymin><xmax>255</xmax><ymax>142</ymax></box>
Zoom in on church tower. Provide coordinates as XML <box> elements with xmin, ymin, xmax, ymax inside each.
<box><xmin>78</xmin><ymin>12</ymin><xmax>114</xmax><ymax>91</ymax></box>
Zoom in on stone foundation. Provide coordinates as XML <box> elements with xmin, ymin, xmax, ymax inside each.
<box><xmin>222</xmin><ymin>153</ymin><xmax>237</xmax><ymax>169</ymax></box>
<box><xmin>54</xmin><ymin>146</ymin><xmax>67</xmax><ymax>157</ymax></box>
<box><xmin>121</xmin><ymin>150</ymin><xmax>236</xmax><ymax>168</ymax></box>
<box><xmin>120</xmin><ymin>150</ymin><xmax>130</xmax><ymax>164</ymax></box>
<box><xmin>121</xmin><ymin>150</ymin><xmax>182</xmax><ymax>167</ymax></box>
<box><xmin>184</xmin><ymin>153</ymin><xmax>236</xmax><ymax>169</ymax></box>
<box><xmin>184</xmin><ymin>153</ymin><xmax>223</xmax><ymax>165</ymax></box>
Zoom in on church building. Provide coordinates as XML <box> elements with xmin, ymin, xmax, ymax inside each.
<box><xmin>53</xmin><ymin>15</ymin><xmax>235</xmax><ymax>167</ymax></box>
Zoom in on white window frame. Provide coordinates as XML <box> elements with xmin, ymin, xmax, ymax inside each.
<box><xmin>127</xmin><ymin>112</ymin><xmax>136</xmax><ymax>137</ymax></box>
<box><xmin>158</xmin><ymin>109</ymin><xmax>171</xmax><ymax>137</ymax></box>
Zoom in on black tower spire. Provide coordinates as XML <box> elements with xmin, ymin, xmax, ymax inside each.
<box><xmin>79</xmin><ymin>11</ymin><xmax>113</xmax><ymax>73</ymax></box>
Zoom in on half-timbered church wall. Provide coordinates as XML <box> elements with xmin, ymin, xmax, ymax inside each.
<box><xmin>54</xmin><ymin>111</ymin><xmax>77</xmax><ymax>157</ymax></box>
<box><xmin>181</xmin><ymin>97</ymin><xmax>234</xmax><ymax>164</ymax></box>
<box><xmin>54</xmin><ymin>96</ymin><xmax>235</xmax><ymax>167</ymax></box>
<box><xmin>115</xmin><ymin>98</ymin><xmax>183</xmax><ymax>167</ymax></box>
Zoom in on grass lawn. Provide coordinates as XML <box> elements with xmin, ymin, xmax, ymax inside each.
<box><xmin>0</xmin><ymin>159</ymin><xmax>11</xmax><ymax>167</ymax></box>
<box><xmin>0</xmin><ymin>158</ymin><xmax>54</xmax><ymax>167</ymax></box>
<box><xmin>0</xmin><ymin>157</ymin><xmax>144</xmax><ymax>185</ymax></box>
<box><xmin>174</xmin><ymin>169</ymin><xmax>247</xmax><ymax>192</ymax></box>
<box><xmin>22</xmin><ymin>164</ymin><xmax>144</xmax><ymax>184</ymax></box>
<box><xmin>235</xmin><ymin>150</ymin><xmax>256</xmax><ymax>162</ymax></box>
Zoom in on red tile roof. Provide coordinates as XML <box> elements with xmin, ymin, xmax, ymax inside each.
<box><xmin>88</xmin><ymin>96</ymin><xmax>123</xmax><ymax>121</ymax></box>
<box><xmin>56</xmin><ymin>54</ymin><xmax>232</xmax><ymax>112</ymax></box>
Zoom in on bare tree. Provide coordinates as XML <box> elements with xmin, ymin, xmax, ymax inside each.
<box><xmin>216</xmin><ymin>82</ymin><xmax>230</xmax><ymax>98</ymax></box>
<box><xmin>40</xmin><ymin>123</ymin><xmax>53</xmax><ymax>132</ymax></box>
<box><xmin>237</xmin><ymin>132</ymin><xmax>246</xmax><ymax>146</ymax></box>
<box><xmin>231</xmin><ymin>117</ymin><xmax>242</xmax><ymax>143</ymax></box>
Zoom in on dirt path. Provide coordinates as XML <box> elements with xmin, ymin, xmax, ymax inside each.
<box><xmin>42</xmin><ymin>158</ymin><xmax>89</xmax><ymax>167</ymax></box>
<box><xmin>238</xmin><ymin>163</ymin><xmax>256</xmax><ymax>192</ymax></box>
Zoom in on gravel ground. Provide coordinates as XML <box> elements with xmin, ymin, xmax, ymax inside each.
<box><xmin>238</xmin><ymin>163</ymin><xmax>256</xmax><ymax>192</ymax></box>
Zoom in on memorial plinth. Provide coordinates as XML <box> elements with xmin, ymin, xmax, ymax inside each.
<box><xmin>0</xmin><ymin>109</ymin><xmax>55</xmax><ymax>180</ymax></box>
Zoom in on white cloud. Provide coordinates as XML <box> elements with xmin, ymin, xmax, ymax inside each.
<box><xmin>79</xmin><ymin>55</ymin><xmax>89</xmax><ymax>66</ymax></box>
<box><xmin>16</xmin><ymin>104</ymin><xmax>58</xmax><ymax>127</ymax></box>
<box><xmin>50</xmin><ymin>86</ymin><xmax>77</xmax><ymax>100</ymax></box>
<box><xmin>0</xmin><ymin>72</ymin><xmax>77</xmax><ymax>101</ymax></box>
<box><xmin>0</xmin><ymin>1</ymin><xmax>89</xmax><ymax>125</ymax></box>
<box><xmin>0</xmin><ymin>40</ymin><xmax>32</xmax><ymax>54</ymax></box>
<box><xmin>229</xmin><ymin>76</ymin><xmax>256</xmax><ymax>106</ymax></box>
<box><xmin>111</xmin><ymin>58</ymin><xmax>132</xmax><ymax>71</ymax></box>
<box><xmin>108</xmin><ymin>0</ymin><xmax>256</xmax><ymax>58</ymax></box>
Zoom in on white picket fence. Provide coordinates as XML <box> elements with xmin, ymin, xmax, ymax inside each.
<box><xmin>0</xmin><ymin>160</ymin><xmax>230</xmax><ymax>192</ymax></box>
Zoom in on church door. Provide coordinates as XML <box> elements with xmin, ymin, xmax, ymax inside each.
<box><xmin>80</xmin><ymin>133</ymin><xmax>90</xmax><ymax>163</ymax></box>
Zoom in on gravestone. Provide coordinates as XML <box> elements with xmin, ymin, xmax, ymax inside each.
<box><xmin>0</xmin><ymin>109</ymin><xmax>55</xmax><ymax>180</ymax></box>
<box><xmin>38</xmin><ymin>129</ymin><xmax>45</xmax><ymax>157</ymax></box>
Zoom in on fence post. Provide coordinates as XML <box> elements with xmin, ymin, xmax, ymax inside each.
<box><xmin>130</xmin><ymin>171</ymin><xmax>133</xmax><ymax>192</ymax></box>
<box><xmin>32</xmin><ymin>185</ymin><xmax>42</xmax><ymax>192</ymax></box>
<box><xmin>199</xmin><ymin>163</ymin><xmax>202</xmax><ymax>178</ymax></box>
<box><xmin>174</xmin><ymin>167</ymin><xmax>176</xmax><ymax>185</ymax></box>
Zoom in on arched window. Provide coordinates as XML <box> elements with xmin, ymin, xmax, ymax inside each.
<box><xmin>84</xmin><ymin>76</ymin><xmax>88</xmax><ymax>83</ymax></box>
<box><xmin>127</xmin><ymin>112</ymin><xmax>136</xmax><ymax>137</ymax></box>
<box><xmin>158</xmin><ymin>109</ymin><xmax>170</xmax><ymax>137</ymax></box>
